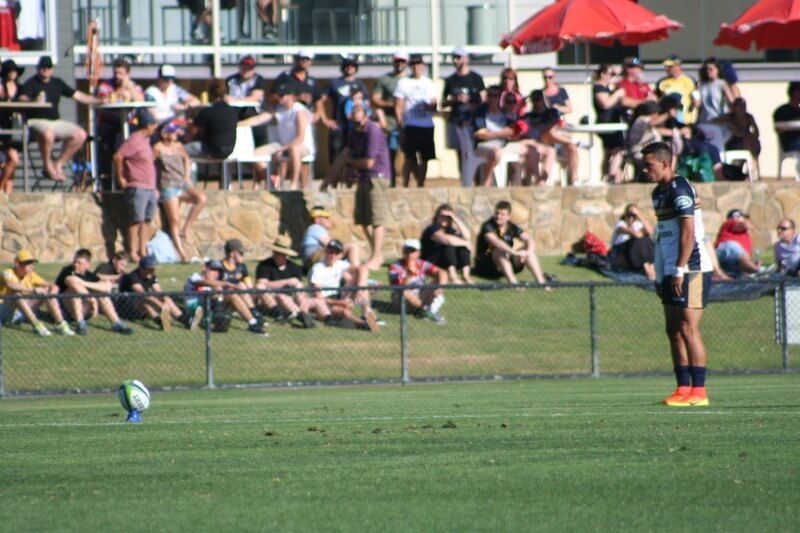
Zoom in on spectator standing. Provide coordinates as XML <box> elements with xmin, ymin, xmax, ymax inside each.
<box><xmin>474</xmin><ymin>200</ymin><xmax>547</xmax><ymax>285</ymax></box>
<box><xmin>773</xmin><ymin>81</ymin><xmax>800</xmax><ymax>156</ymax></box>
<box><xmin>371</xmin><ymin>51</ymin><xmax>408</xmax><ymax>186</ymax></box>
<box><xmin>54</xmin><ymin>248</ymin><xmax>133</xmax><ymax>335</ymax></box>
<box><xmin>394</xmin><ymin>54</ymin><xmax>438</xmax><ymax>188</ymax></box>
<box><xmin>774</xmin><ymin>218</ymin><xmax>800</xmax><ymax>276</ymax></box>
<box><xmin>270</xmin><ymin>50</ymin><xmax>323</xmax><ymax>121</ymax></box>
<box><xmin>644</xmin><ymin>141</ymin><xmax>713</xmax><ymax>407</ymax></box>
<box><xmin>301</xmin><ymin>205</ymin><xmax>360</xmax><ymax>273</ymax></box>
<box><xmin>153</xmin><ymin>122</ymin><xmax>207</xmax><ymax>262</ymax></box>
<box><xmin>118</xmin><ymin>254</ymin><xmax>188</xmax><ymax>330</ymax></box>
<box><xmin>389</xmin><ymin>238</ymin><xmax>447</xmax><ymax>324</ymax></box>
<box><xmin>144</xmin><ymin>64</ymin><xmax>200</xmax><ymax>125</ymax></box>
<box><xmin>442</xmin><ymin>46</ymin><xmax>486</xmax><ymax>169</ymax></box>
<box><xmin>113</xmin><ymin>112</ymin><xmax>159</xmax><ymax>262</ymax></box>
<box><xmin>184</xmin><ymin>78</ymin><xmax>238</xmax><ymax>160</ymax></box>
<box><xmin>714</xmin><ymin>209</ymin><xmax>762</xmax><ymax>277</ymax></box>
<box><xmin>655</xmin><ymin>55</ymin><xmax>697</xmax><ymax>124</ymax></box>
<box><xmin>617</xmin><ymin>57</ymin><xmax>656</xmax><ymax>122</ymax></box>
<box><xmin>19</xmin><ymin>55</ymin><xmax>100</xmax><ymax>182</ymax></box>
<box><xmin>592</xmin><ymin>64</ymin><xmax>626</xmax><ymax>183</ymax></box>
<box><xmin>0</xmin><ymin>249</ymin><xmax>75</xmax><ymax>337</ymax></box>
<box><xmin>609</xmin><ymin>204</ymin><xmax>656</xmax><ymax>280</ymax></box>
<box><xmin>239</xmin><ymin>85</ymin><xmax>314</xmax><ymax>190</ymax></box>
<box><xmin>226</xmin><ymin>55</ymin><xmax>268</xmax><ymax>147</ymax></box>
<box><xmin>696</xmin><ymin>58</ymin><xmax>737</xmax><ymax>153</ymax></box>
<box><xmin>541</xmin><ymin>67</ymin><xmax>571</xmax><ymax>116</ymax></box>
<box><xmin>321</xmin><ymin>56</ymin><xmax>369</xmax><ymax>165</ymax></box>
<box><xmin>420</xmin><ymin>204</ymin><xmax>474</xmax><ymax>285</ymax></box>
<box><xmin>0</xmin><ymin>59</ymin><xmax>21</xmax><ymax>193</ymax></box>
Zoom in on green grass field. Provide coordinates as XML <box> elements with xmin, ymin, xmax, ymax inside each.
<box><xmin>2</xmin><ymin>375</ymin><xmax>799</xmax><ymax>531</ymax></box>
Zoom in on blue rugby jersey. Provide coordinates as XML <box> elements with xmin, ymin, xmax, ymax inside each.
<box><xmin>651</xmin><ymin>175</ymin><xmax>712</xmax><ymax>282</ymax></box>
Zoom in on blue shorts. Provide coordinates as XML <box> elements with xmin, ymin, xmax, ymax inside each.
<box><xmin>387</xmin><ymin>129</ymin><xmax>400</xmax><ymax>152</ymax></box>
<box><xmin>716</xmin><ymin>240</ymin><xmax>746</xmax><ymax>275</ymax></box>
<box><xmin>657</xmin><ymin>271</ymin><xmax>711</xmax><ymax>309</ymax></box>
<box><xmin>160</xmin><ymin>185</ymin><xmax>186</xmax><ymax>202</ymax></box>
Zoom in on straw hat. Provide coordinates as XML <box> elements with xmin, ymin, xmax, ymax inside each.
<box><xmin>271</xmin><ymin>235</ymin><xmax>298</xmax><ymax>257</ymax></box>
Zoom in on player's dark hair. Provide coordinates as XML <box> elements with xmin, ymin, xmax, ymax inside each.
<box><xmin>74</xmin><ymin>248</ymin><xmax>92</xmax><ymax>261</ymax></box>
<box><xmin>495</xmin><ymin>200</ymin><xmax>512</xmax><ymax>212</ymax></box>
<box><xmin>641</xmin><ymin>141</ymin><xmax>672</xmax><ymax>162</ymax></box>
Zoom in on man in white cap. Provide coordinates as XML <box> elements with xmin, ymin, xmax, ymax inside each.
<box><xmin>144</xmin><ymin>64</ymin><xmax>200</xmax><ymax>124</ymax></box>
<box><xmin>371</xmin><ymin>51</ymin><xmax>408</xmax><ymax>186</ymax></box>
<box><xmin>442</xmin><ymin>46</ymin><xmax>486</xmax><ymax>171</ymax></box>
<box><xmin>388</xmin><ymin>238</ymin><xmax>447</xmax><ymax>324</ymax></box>
<box><xmin>270</xmin><ymin>50</ymin><xmax>322</xmax><ymax>118</ymax></box>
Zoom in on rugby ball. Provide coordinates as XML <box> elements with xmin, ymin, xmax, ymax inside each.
<box><xmin>118</xmin><ymin>379</ymin><xmax>151</xmax><ymax>412</ymax></box>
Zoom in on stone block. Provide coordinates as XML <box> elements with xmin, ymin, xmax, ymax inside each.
<box><xmin>78</xmin><ymin>215</ymin><xmax>104</xmax><ymax>248</ymax></box>
<box><xmin>389</xmin><ymin>199</ymin><xmax>410</xmax><ymax>222</ymax></box>
<box><xmin>399</xmin><ymin>219</ymin><xmax>421</xmax><ymax>239</ymax></box>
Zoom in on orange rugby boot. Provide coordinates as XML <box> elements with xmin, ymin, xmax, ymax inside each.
<box><xmin>663</xmin><ymin>386</ymin><xmax>692</xmax><ymax>406</ymax></box>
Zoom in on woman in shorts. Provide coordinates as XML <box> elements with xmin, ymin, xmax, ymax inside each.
<box><xmin>153</xmin><ymin>122</ymin><xmax>207</xmax><ymax>262</ymax></box>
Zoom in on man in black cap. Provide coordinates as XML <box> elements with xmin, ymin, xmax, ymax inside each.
<box><xmin>320</xmin><ymin>56</ymin><xmax>370</xmax><ymax>165</ymax></box>
<box><xmin>118</xmin><ymin>255</ymin><xmax>189</xmax><ymax>331</ymax></box>
<box><xmin>226</xmin><ymin>56</ymin><xmax>268</xmax><ymax>146</ymax></box>
<box><xmin>19</xmin><ymin>55</ymin><xmax>102</xmax><ymax>182</ymax></box>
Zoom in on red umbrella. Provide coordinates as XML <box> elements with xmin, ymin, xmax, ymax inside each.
<box><xmin>714</xmin><ymin>0</ymin><xmax>800</xmax><ymax>50</ymax></box>
<box><xmin>500</xmin><ymin>0</ymin><xmax>682</xmax><ymax>54</ymax></box>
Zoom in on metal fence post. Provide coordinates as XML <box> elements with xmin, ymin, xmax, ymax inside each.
<box><xmin>590</xmin><ymin>284</ymin><xmax>599</xmax><ymax>377</ymax></box>
<box><xmin>204</xmin><ymin>295</ymin><xmax>215</xmax><ymax>388</ymax></box>
<box><xmin>779</xmin><ymin>281</ymin><xmax>790</xmax><ymax>370</ymax></box>
<box><xmin>400</xmin><ymin>287</ymin><xmax>409</xmax><ymax>384</ymax></box>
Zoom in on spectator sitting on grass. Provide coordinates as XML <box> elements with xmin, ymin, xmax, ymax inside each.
<box><xmin>0</xmin><ymin>249</ymin><xmax>75</xmax><ymax>337</ymax></box>
<box><xmin>774</xmin><ymin>218</ymin><xmax>800</xmax><ymax>276</ymax></box>
<box><xmin>54</xmin><ymin>248</ymin><xmax>133</xmax><ymax>335</ymax></box>
<box><xmin>609</xmin><ymin>204</ymin><xmax>656</xmax><ymax>281</ymax></box>
<box><xmin>474</xmin><ymin>201</ymin><xmax>547</xmax><ymax>286</ymax></box>
<box><xmin>389</xmin><ymin>239</ymin><xmax>447</xmax><ymax>325</ymax></box>
<box><xmin>94</xmin><ymin>250</ymin><xmax>129</xmax><ymax>289</ymax></box>
<box><xmin>309</xmin><ymin>240</ymin><xmax>378</xmax><ymax>332</ymax></box>
<box><xmin>184</xmin><ymin>259</ymin><xmax>267</xmax><ymax>334</ymax></box>
<box><xmin>301</xmin><ymin>205</ymin><xmax>360</xmax><ymax>273</ymax></box>
<box><xmin>255</xmin><ymin>235</ymin><xmax>320</xmax><ymax>329</ymax></box>
<box><xmin>713</xmin><ymin>209</ymin><xmax>763</xmax><ymax>278</ymax></box>
<box><xmin>420</xmin><ymin>204</ymin><xmax>474</xmax><ymax>285</ymax></box>
<box><xmin>220</xmin><ymin>239</ymin><xmax>263</xmax><ymax>323</ymax></box>
<box><xmin>118</xmin><ymin>255</ymin><xmax>190</xmax><ymax>331</ymax></box>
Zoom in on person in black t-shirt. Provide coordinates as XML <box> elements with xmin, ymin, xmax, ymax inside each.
<box><xmin>270</xmin><ymin>50</ymin><xmax>323</xmax><ymax>119</ymax></box>
<box><xmin>19</xmin><ymin>56</ymin><xmax>101</xmax><ymax>182</ymax></box>
<box><xmin>55</xmin><ymin>249</ymin><xmax>133</xmax><ymax>335</ymax></box>
<box><xmin>184</xmin><ymin>78</ymin><xmax>238</xmax><ymax>159</ymax></box>
<box><xmin>474</xmin><ymin>201</ymin><xmax>546</xmax><ymax>285</ymax></box>
<box><xmin>774</xmin><ymin>81</ymin><xmax>800</xmax><ymax>155</ymax></box>
<box><xmin>442</xmin><ymin>47</ymin><xmax>486</xmax><ymax>167</ymax></box>
<box><xmin>118</xmin><ymin>255</ymin><xmax>188</xmax><ymax>330</ymax></box>
<box><xmin>255</xmin><ymin>235</ymin><xmax>327</xmax><ymax>328</ymax></box>
<box><xmin>226</xmin><ymin>56</ymin><xmax>268</xmax><ymax>146</ymax></box>
<box><xmin>420</xmin><ymin>204</ymin><xmax>474</xmax><ymax>284</ymax></box>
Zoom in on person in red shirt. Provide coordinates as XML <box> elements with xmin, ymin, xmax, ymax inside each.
<box><xmin>388</xmin><ymin>239</ymin><xmax>447</xmax><ymax>324</ymax></box>
<box><xmin>617</xmin><ymin>57</ymin><xmax>656</xmax><ymax>122</ymax></box>
<box><xmin>714</xmin><ymin>209</ymin><xmax>761</xmax><ymax>277</ymax></box>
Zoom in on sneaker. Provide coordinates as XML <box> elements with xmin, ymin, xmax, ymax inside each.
<box><xmin>33</xmin><ymin>321</ymin><xmax>51</xmax><ymax>337</ymax></box>
<box><xmin>75</xmin><ymin>320</ymin><xmax>89</xmax><ymax>336</ymax></box>
<box><xmin>54</xmin><ymin>321</ymin><xmax>76</xmax><ymax>336</ymax></box>
<box><xmin>663</xmin><ymin>386</ymin><xmax>692</xmax><ymax>406</ymax></box>
<box><xmin>362</xmin><ymin>313</ymin><xmax>386</xmax><ymax>327</ymax></box>
<box><xmin>363</xmin><ymin>309</ymin><xmax>379</xmax><ymax>332</ymax></box>
<box><xmin>160</xmin><ymin>307</ymin><xmax>172</xmax><ymax>332</ymax></box>
<box><xmin>248</xmin><ymin>321</ymin><xmax>268</xmax><ymax>335</ymax></box>
<box><xmin>422</xmin><ymin>308</ymin><xmax>446</xmax><ymax>325</ymax></box>
<box><xmin>297</xmin><ymin>311</ymin><xmax>315</xmax><ymax>329</ymax></box>
<box><xmin>153</xmin><ymin>317</ymin><xmax>164</xmax><ymax>330</ymax></box>
<box><xmin>112</xmin><ymin>321</ymin><xmax>134</xmax><ymax>335</ymax></box>
<box><xmin>687</xmin><ymin>387</ymin><xmax>710</xmax><ymax>407</ymax></box>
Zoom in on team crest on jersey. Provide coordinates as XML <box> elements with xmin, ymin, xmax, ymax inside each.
<box><xmin>674</xmin><ymin>195</ymin><xmax>693</xmax><ymax>210</ymax></box>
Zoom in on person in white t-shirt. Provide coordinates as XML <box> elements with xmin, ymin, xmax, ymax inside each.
<box><xmin>239</xmin><ymin>85</ymin><xmax>314</xmax><ymax>190</ymax></box>
<box><xmin>308</xmin><ymin>240</ymin><xmax>378</xmax><ymax>331</ymax></box>
<box><xmin>393</xmin><ymin>54</ymin><xmax>438</xmax><ymax>188</ymax></box>
<box><xmin>609</xmin><ymin>204</ymin><xmax>655</xmax><ymax>280</ymax></box>
<box><xmin>144</xmin><ymin>64</ymin><xmax>200</xmax><ymax>124</ymax></box>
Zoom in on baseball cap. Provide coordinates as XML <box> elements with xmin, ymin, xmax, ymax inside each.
<box><xmin>36</xmin><ymin>56</ymin><xmax>54</xmax><ymax>69</ymax></box>
<box><xmin>239</xmin><ymin>55</ymin><xmax>257</xmax><ymax>68</ymax></box>
<box><xmin>309</xmin><ymin>205</ymin><xmax>332</xmax><ymax>218</ymax></box>
<box><xmin>624</xmin><ymin>57</ymin><xmax>643</xmax><ymax>69</ymax></box>
<box><xmin>136</xmin><ymin>111</ymin><xmax>157</xmax><ymax>129</ymax></box>
<box><xmin>15</xmin><ymin>249</ymin><xmax>37</xmax><ymax>263</ymax></box>
<box><xmin>662</xmin><ymin>54</ymin><xmax>682</xmax><ymax>67</ymax></box>
<box><xmin>393</xmin><ymin>51</ymin><xmax>409</xmax><ymax>62</ymax></box>
<box><xmin>452</xmin><ymin>46</ymin><xmax>468</xmax><ymax>58</ymax></box>
<box><xmin>408</xmin><ymin>54</ymin><xmax>424</xmax><ymax>65</ymax></box>
<box><xmin>326</xmin><ymin>239</ymin><xmax>344</xmax><ymax>253</ymax></box>
<box><xmin>158</xmin><ymin>64</ymin><xmax>176</xmax><ymax>79</ymax></box>
<box><xmin>402</xmin><ymin>238</ymin><xmax>421</xmax><ymax>251</ymax></box>
<box><xmin>162</xmin><ymin>121</ymin><xmax>180</xmax><ymax>134</ymax></box>
<box><xmin>297</xmin><ymin>49</ymin><xmax>314</xmax><ymax>60</ymax></box>
<box><xmin>139</xmin><ymin>255</ymin><xmax>158</xmax><ymax>269</ymax></box>
<box><xmin>727</xmin><ymin>209</ymin><xmax>747</xmax><ymax>219</ymax></box>
<box><xmin>224</xmin><ymin>239</ymin><xmax>245</xmax><ymax>254</ymax></box>
<box><xmin>341</xmin><ymin>55</ymin><xmax>358</xmax><ymax>68</ymax></box>
<box><xmin>205</xmin><ymin>259</ymin><xmax>224</xmax><ymax>273</ymax></box>
<box><xmin>273</xmin><ymin>84</ymin><xmax>294</xmax><ymax>97</ymax></box>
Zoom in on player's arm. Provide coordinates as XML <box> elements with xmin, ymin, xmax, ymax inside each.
<box><xmin>673</xmin><ymin>216</ymin><xmax>696</xmax><ymax>297</ymax></box>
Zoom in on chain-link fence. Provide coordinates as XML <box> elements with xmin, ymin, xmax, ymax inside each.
<box><xmin>0</xmin><ymin>280</ymin><xmax>797</xmax><ymax>396</ymax></box>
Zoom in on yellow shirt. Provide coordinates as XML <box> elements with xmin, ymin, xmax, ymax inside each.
<box><xmin>656</xmin><ymin>74</ymin><xmax>698</xmax><ymax>123</ymax></box>
<box><xmin>0</xmin><ymin>268</ymin><xmax>48</xmax><ymax>296</ymax></box>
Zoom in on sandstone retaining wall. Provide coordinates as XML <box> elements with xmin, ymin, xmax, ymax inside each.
<box><xmin>2</xmin><ymin>183</ymin><xmax>799</xmax><ymax>263</ymax></box>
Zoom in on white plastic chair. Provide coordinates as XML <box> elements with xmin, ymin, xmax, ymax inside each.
<box><xmin>455</xmin><ymin>126</ymin><xmax>517</xmax><ymax>187</ymax></box>
<box><xmin>721</xmin><ymin>149</ymin><xmax>759</xmax><ymax>181</ymax></box>
<box><xmin>777</xmin><ymin>146</ymin><xmax>800</xmax><ymax>181</ymax></box>
<box><xmin>193</xmin><ymin>127</ymin><xmax>262</xmax><ymax>190</ymax></box>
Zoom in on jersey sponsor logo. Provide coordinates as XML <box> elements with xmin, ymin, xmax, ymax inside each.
<box><xmin>674</xmin><ymin>195</ymin><xmax>693</xmax><ymax>210</ymax></box>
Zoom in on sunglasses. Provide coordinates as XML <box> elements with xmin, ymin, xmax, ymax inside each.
<box><xmin>503</xmin><ymin>76</ymin><xmax>516</xmax><ymax>80</ymax></box>
<box><xmin>778</xmin><ymin>226</ymin><xmax>793</xmax><ymax>231</ymax></box>
<box><xmin>543</xmin><ymin>75</ymin><xmax>554</xmax><ymax>79</ymax></box>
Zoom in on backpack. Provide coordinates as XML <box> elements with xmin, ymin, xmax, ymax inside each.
<box><xmin>582</xmin><ymin>230</ymin><xmax>609</xmax><ymax>256</ymax></box>
<box><xmin>677</xmin><ymin>151</ymin><xmax>714</xmax><ymax>182</ymax></box>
